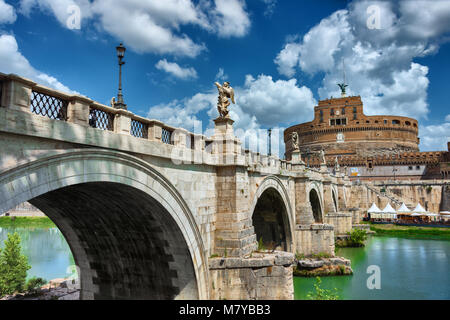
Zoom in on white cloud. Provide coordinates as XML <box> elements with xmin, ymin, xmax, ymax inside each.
<box><xmin>274</xmin><ymin>42</ymin><xmax>301</xmax><ymax>78</ymax></box>
<box><xmin>274</xmin><ymin>1</ymin><xmax>450</xmax><ymax>122</ymax></box>
<box><xmin>147</xmin><ymin>73</ymin><xmax>315</xmax><ymax>157</ymax></box>
<box><xmin>209</xmin><ymin>0</ymin><xmax>251</xmax><ymax>38</ymax></box>
<box><xmin>419</xmin><ymin>122</ymin><xmax>450</xmax><ymax>151</ymax></box>
<box><xmin>155</xmin><ymin>59</ymin><xmax>197</xmax><ymax>80</ymax></box>
<box><xmin>215</xmin><ymin>68</ymin><xmax>228</xmax><ymax>82</ymax></box>
<box><xmin>0</xmin><ymin>0</ymin><xmax>17</xmax><ymax>24</ymax></box>
<box><xmin>19</xmin><ymin>0</ymin><xmax>251</xmax><ymax>57</ymax></box>
<box><xmin>19</xmin><ymin>0</ymin><xmax>93</xmax><ymax>24</ymax></box>
<box><xmin>237</xmin><ymin>74</ymin><xmax>316</xmax><ymax>127</ymax></box>
<box><xmin>445</xmin><ymin>115</ymin><xmax>450</xmax><ymax>122</ymax></box>
<box><xmin>0</xmin><ymin>34</ymin><xmax>74</xmax><ymax>93</ymax></box>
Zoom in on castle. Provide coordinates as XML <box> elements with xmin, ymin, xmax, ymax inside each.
<box><xmin>284</xmin><ymin>93</ymin><xmax>450</xmax><ymax>181</ymax></box>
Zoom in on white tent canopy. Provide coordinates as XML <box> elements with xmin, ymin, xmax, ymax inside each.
<box><xmin>397</xmin><ymin>203</ymin><xmax>411</xmax><ymax>214</ymax></box>
<box><xmin>382</xmin><ymin>203</ymin><xmax>397</xmax><ymax>213</ymax></box>
<box><xmin>368</xmin><ymin>203</ymin><xmax>382</xmax><ymax>213</ymax></box>
<box><xmin>412</xmin><ymin>203</ymin><xmax>427</xmax><ymax>215</ymax></box>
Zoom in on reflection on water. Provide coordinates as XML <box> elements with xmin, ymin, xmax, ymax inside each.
<box><xmin>0</xmin><ymin>227</ymin><xmax>75</xmax><ymax>281</ymax></box>
<box><xmin>294</xmin><ymin>236</ymin><xmax>450</xmax><ymax>300</ymax></box>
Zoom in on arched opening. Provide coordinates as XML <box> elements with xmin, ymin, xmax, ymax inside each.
<box><xmin>309</xmin><ymin>189</ymin><xmax>323</xmax><ymax>223</ymax></box>
<box><xmin>27</xmin><ymin>182</ymin><xmax>198</xmax><ymax>300</ymax></box>
<box><xmin>252</xmin><ymin>188</ymin><xmax>289</xmax><ymax>251</ymax></box>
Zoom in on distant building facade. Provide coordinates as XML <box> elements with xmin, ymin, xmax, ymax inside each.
<box><xmin>284</xmin><ymin>95</ymin><xmax>449</xmax><ymax>181</ymax></box>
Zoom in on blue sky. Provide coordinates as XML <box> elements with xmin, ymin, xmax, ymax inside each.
<box><xmin>1</xmin><ymin>0</ymin><xmax>449</xmax><ymax>156</ymax></box>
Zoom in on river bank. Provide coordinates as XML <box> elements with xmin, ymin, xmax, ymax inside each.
<box><xmin>369</xmin><ymin>223</ymin><xmax>450</xmax><ymax>239</ymax></box>
<box><xmin>0</xmin><ymin>216</ymin><xmax>56</xmax><ymax>229</ymax></box>
<box><xmin>1</xmin><ymin>278</ymin><xmax>80</xmax><ymax>300</ymax></box>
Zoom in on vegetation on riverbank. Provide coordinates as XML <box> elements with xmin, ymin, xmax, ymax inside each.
<box><xmin>336</xmin><ymin>229</ymin><xmax>368</xmax><ymax>247</ymax></box>
<box><xmin>306</xmin><ymin>277</ymin><xmax>340</xmax><ymax>300</ymax></box>
<box><xmin>0</xmin><ymin>217</ymin><xmax>56</xmax><ymax>229</ymax></box>
<box><xmin>369</xmin><ymin>223</ymin><xmax>450</xmax><ymax>240</ymax></box>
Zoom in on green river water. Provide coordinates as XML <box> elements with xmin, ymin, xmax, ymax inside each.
<box><xmin>295</xmin><ymin>235</ymin><xmax>450</xmax><ymax>300</ymax></box>
<box><xmin>0</xmin><ymin>227</ymin><xmax>449</xmax><ymax>299</ymax></box>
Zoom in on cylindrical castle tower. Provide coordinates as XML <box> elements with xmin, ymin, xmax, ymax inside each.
<box><xmin>284</xmin><ymin>95</ymin><xmax>420</xmax><ymax>160</ymax></box>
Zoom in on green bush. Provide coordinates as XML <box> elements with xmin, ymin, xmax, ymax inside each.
<box><xmin>307</xmin><ymin>277</ymin><xmax>339</xmax><ymax>300</ymax></box>
<box><xmin>0</xmin><ymin>232</ymin><xmax>31</xmax><ymax>297</ymax></box>
<box><xmin>348</xmin><ymin>229</ymin><xmax>367</xmax><ymax>247</ymax></box>
<box><xmin>25</xmin><ymin>277</ymin><xmax>47</xmax><ymax>294</ymax></box>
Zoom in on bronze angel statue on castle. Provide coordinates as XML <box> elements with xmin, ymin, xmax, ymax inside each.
<box><xmin>215</xmin><ymin>81</ymin><xmax>235</xmax><ymax>118</ymax></box>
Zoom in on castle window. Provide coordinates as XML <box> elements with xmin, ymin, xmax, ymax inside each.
<box><xmin>336</xmin><ymin>119</ymin><xmax>341</xmax><ymax>125</ymax></box>
<box><xmin>405</xmin><ymin>121</ymin><xmax>411</xmax><ymax>126</ymax></box>
<box><xmin>384</xmin><ymin>120</ymin><xmax>387</xmax><ymax>124</ymax></box>
<box><xmin>342</xmin><ymin>118</ymin><xmax>347</xmax><ymax>125</ymax></box>
<box><xmin>353</xmin><ymin>107</ymin><xmax>357</xmax><ymax>113</ymax></box>
<box><xmin>341</xmin><ymin>108</ymin><xmax>345</xmax><ymax>115</ymax></box>
<box><xmin>392</xmin><ymin>120</ymin><xmax>400</xmax><ymax>125</ymax></box>
<box><xmin>366</xmin><ymin>121</ymin><xmax>370</xmax><ymax>124</ymax></box>
<box><xmin>408</xmin><ymin>166</ymin><xmax>413</xmax><ymax>170</ymax></box>
<box><xmin>375</xmin><ymin>120</ymin><xmax>379</xmax><ymax>123</ymax></box>
<box><xmin>330</xmin><ymin>108</ymin><xmax>335</xmax><ymax>116</ymax></box>
<box><xmin>416</xmin><ymin>165</ymin><xmax>420</xmax><ymax>170</ymax></box>
<box><xmin>320</xmin><ymin>110</ymin><xmax>324</xmax><ymax>123</ymax></box>
<box><xmin>330</xmin><ymin>119</ymin><xmax>335</xmax><ymax>125</ymax></box>
<box><xmin>353</xmin><ymin>113</ymin><xmax>357</xmax><ymax>120</ymax></box>
<box><xmin>413</xmin><ymin>123</ymin><xmax>417</xmax><ymax>127</ymax></box>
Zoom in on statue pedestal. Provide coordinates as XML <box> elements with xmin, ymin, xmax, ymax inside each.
<box><xmin>291</xmin><ymin>150</ymin><xmax>305</xmax><ymax>171</ymax></box>
<box><xmin>212</xmin><ymin>117</ymin><xmax>241</xmax><ymax>156</ymax></box>
<box><xmin>214</xmin><ymin>117</ymin><xmax>234</xmax><ymax>137</ymax></box>
<box><xmin>320</xmin><ymin>163</ymin><xmax>328</xmax><ymax>173</ymax></box>
<box><xmin>291</xmin><ymin>150</ymin><xmax>304</xmax><ymax>164</ymax></box>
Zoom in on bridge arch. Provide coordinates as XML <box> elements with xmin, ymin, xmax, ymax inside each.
<box><xmin>0</xmin><ymin>149</ymin><xmax>209</xmax><ymax>300</ymax></box>
<box><xmin>250</xmin><ymin>176</ymin><xmax>294</xmax><ymax>252</ymax></box>
<box><xmin>307</xmin><ymin>183</ymin><xmax>323</xmax><ymax>223</ymax></box>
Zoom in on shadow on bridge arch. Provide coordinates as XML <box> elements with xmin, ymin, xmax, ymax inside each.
<box><xmin>250</xmin><ymin>176</ymin><xmax>294</xmax><ymax>252</ymax></box>
<box><xmin>332</xmin><ymin>189</ymin><xmax>338</xmax><ymax>212</ymax></box>
<box><xmin>0</xmin><ymin>149</ymin><xmax>208</xmax><ymax>300</ymax></box>
<box><xmin>309</xmin><ymin>188</ymin><xmax>323</xmax><ymax>223</ymax></box>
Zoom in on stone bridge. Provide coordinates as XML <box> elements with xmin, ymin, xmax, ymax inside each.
<box><xmin>0</xmin><ymin>73</ymin><xmax>356</xmax><ymax>300</ymax></box>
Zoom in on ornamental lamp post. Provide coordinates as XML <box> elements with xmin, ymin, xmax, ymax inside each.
<box><xmin>115</xmin><ymin>43</ymin><xmax>127</xmax><ymax>110</ymax></box>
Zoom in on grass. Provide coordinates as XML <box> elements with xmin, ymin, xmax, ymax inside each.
<box><xmin>0</xmin><ymin>217</ymin><xmax>56</xmax><ymax>229</ymax></box>
<box><xmin>369</xmin><ymin>223</ymin><xmax>450</xmax><ymax>240</ymax></box>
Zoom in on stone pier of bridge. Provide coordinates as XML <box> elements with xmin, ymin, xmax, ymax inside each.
<box><xmin>0</xmin><ymin>73</ymin><xmax>357</xmax><ymax>300</ymax></box>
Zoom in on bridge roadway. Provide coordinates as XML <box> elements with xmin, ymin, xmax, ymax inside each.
<box><xmin>0</xmin><ymin>73</ymin><xmax>356</xmax><ymax>300</ymax></box>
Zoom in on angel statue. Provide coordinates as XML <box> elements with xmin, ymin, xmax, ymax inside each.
<box><xmin>320</xmin><ymin>149</ymin><xmax>326</xmax><ymax>164</ymax></box>
<box><xmin>292</xmin><ymin>132</ymin><xmax>299</xmax><ymax>151</ymax></box>
<box><xmin>337</xmin><ymin>83</ymin><xmax>348</xmax><ymax>97</ymax></box>
<box><xmin>335</xmin><ymin>156</ymin><xmax>340</xmax><ymax>170</ymax></box>
<box><xmin>215</xmin><ymin>81</ymin><xmax>235</xmax><ymax>118</ymax></box>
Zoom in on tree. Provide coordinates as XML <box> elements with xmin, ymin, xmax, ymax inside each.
<box><xmin>0</xmin><ymin>232</ymin><xmax>31</xmax><ymax>297</ymax></box>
